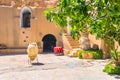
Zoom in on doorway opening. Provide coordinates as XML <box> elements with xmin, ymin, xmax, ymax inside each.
<box><xmin>42</xmin><ymin>34</ymin><xmax>56</xmax><ymax>52</ymax></box>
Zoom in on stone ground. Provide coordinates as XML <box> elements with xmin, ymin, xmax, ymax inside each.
<box><xmin>0</xmin><ymin>53</ymin><xmax>120</xmax><ymax>80</ymax></box>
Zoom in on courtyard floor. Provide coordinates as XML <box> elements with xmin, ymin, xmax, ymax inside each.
<box><xmin>0</xmin><ymin>53</ymin><xmax>120</xmax><ymax>80</ymax></box>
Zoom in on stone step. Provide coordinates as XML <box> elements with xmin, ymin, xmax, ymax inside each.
<box><xmin>70</xmin><ymin>44</ymin><xmax>80</xmax><ymax>47</ymax></box>
<box><xmin>68</xmin><ymin>48</ymin><xmax>82</xmax><ymax>57</ymax></box>
<box><xmin>66</xmin><ymin>38</ymin><xmax>74</xmax><ymax>41</ymax></box>
<box><xmin>68</xmin><ymin>41</ymin><xmax>80</xmax><ymax>44</ymax></box>
<box><xmin>68</xmin><ymin>40</ymin><xmax>79</xmax><ymax>42</ymax></box>
<box><xmin>64</xmin><ymin>35</ymin><xmax>74</xmax><ymax>39</ymax></box>
<box><xmin>63</xmin><ymin>34</ymin><xmax>81</xmax><ymax>50</ymax></box>
<box><xmin>69</xmin><ymin>42</ymin><xmax>80</xmax><ymax>46</ymax></box>
<box><xmin>71</xmin><ymin>46</ymin><xmax>81</xmax><ymax>48</ymax></box>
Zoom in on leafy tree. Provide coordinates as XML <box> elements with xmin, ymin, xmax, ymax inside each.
<box><xmin>89</xmin><ymin>0</ymin><xmax>120</xmax><ymax>47</ymax></box>
<box><xmin>88</xmin><ymin>0</ymin><xmax>120</xmax><ymax>58</ymax></box>
<box><xmin>44</xmin><ymin>0</ymin><xmax>94</xmax><ymax>49</ymax></box>
<box><xmin>44</xmin><ymin>0</ymin><xmax>120</xmax><ymax>57</ymax></box>
<box><xmin>44</xmin><ymin>0</ymin><xmax>93</xmax><ymax>39</ymax></box>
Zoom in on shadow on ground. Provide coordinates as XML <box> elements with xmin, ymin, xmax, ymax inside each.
<box><xmin>109</xmin><ymin>74</ymin><xmax>120</xmax><ymax>79</ymax></box>
<box><xmin>32</xmin><ymin>62</ymin><xmax>44</xmax><ymax>66</ymax></box>
<box><xmin>115</xmin><ymin>76</ymin><xmax>120</xmax><ymax>79</ymax></box>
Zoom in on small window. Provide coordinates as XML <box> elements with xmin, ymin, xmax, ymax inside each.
<box><xmin>20</xmin><ymin>7</ymin><xmax>31</xmax><ymax>28</ymax></box>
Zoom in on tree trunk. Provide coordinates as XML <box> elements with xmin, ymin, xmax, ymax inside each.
<box><xmin>67</xmin><ymin>17</ymin><xmax>71</xmax><ymax>35</ymax></box>
<box><xmin>101</xmin><ymin>39</ymin><xmax>114</xmax><ymax>59</ymax></box>
<box><xmin>80</xmin><ymin>27</ymin><xmax>91</xmax><ymax>50</ymax></box>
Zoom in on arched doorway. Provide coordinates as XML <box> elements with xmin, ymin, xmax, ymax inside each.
<box><xmin>42</xmin><ymin>34</ymin><xmax>56</xmax><ymax>52</ymax></box>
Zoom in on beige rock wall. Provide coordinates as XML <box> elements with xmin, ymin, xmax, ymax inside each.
<box><xmin>89</xmin><ymin>34</ymin><xmax>102</xmax><ymax>49</ymax></box>
<box><xmin>0</xmin><ymin>0</ymin><xmax>59</xmax><ymax>8</ymax></box>
<box><xmin>0</xmin><ymin>6</ymin><xmax>63</xmax><ymax>50</ymax></box>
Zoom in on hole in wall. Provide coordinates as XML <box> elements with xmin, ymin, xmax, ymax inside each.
<box><xmin>22</xmin><ymin>31</ymin><xmax>25</xmax><ymax>34</ymax></box>
<box><xmin>26</xmin><ymin>36</ymin><xmax>29</xmax><ymax>38</ymax></box>
<box><xmin>24</xmin><ymin>40</ymin><xmax>26</xmax><ymax>42</ymax></box>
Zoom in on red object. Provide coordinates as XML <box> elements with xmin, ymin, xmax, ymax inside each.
<box><xmin>54</xmin><ymin>47</ymin><xmax>63</xmax><ymax>54</ymax></box>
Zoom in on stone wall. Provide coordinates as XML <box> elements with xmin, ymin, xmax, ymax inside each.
<box><xmin>0</xmin><ymin>6</ymin><xmax>63</xmax><ymax>49</ymax></box>
<box><xmin>0</xmin><ymin>0</ymin><xmax>59</xmax><ymax>8</ymax></box>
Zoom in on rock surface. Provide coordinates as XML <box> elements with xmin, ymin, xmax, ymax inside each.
<box><xmin>0</xmin><ymin>0</ymin><xmax>59</xmax><ymax>8</ymax></box>
<box><xmin>0</xmin><ymin>53</ymin><xmax>119</xmax><ymax>80</ymax></box>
